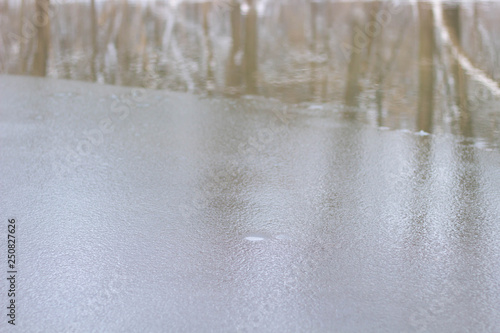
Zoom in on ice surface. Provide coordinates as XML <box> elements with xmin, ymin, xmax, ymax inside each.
<box><xmin>1</xmin><ymin>75</ymin><xmax>500</xmax><ymax>332</ymax></box>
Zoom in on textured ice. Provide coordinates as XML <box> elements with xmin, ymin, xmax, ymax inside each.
<box><xmin>1</xmin><ymin>75</ymin><xmax>500</xmax><ymax>332</ymax></box>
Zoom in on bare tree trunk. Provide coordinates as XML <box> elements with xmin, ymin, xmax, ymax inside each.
<box><xmin>225</xmin><ymin>0</ymin><xmax>242</xmax><ymax>92</ymax></box>
<box><xmin>244</xmin><ymin>0</ymin><xmax>258</xmax><ymax>94</ymax></box>
<box><xmin>90</xmin><ymin>0</ymin><xmax>98</xmax><ymax>81</ymax></box>
<box><xmin>416</xmin><ymin>3</ymin><xmax>434</xmax><ymax>133</ymax></box>
<box><xmin>202</xmin><ymin>2</ymin><xmax>214</xmax><ymax>93</ymax></box>
<box><xmin>443</xmin><ymin>5</ymin><xmax>471</xmax><ymax>137</ymax></box>
<box><xmin>344</xmin><ymin>7</ymin><xmax>365</xmax><ymax>117</ymax></box>
<box><xmin>31</xmin><ymin>0</ymin><xmax>51</xmax><ymax>76</ymax></box>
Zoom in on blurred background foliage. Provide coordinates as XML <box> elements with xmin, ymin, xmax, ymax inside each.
<box><xmin>1</xmin><ymin>0</ymin><xmax>499</xmax><ymax>147</ymax></box>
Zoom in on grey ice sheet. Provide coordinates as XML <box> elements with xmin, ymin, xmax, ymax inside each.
<box><xmin>1</xmin><ymin>75</ymin><xmax>500</xmax><ymax>332</ymax></box>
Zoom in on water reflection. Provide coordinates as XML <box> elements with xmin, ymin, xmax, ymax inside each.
<box><xmin>244</xmin><ymin>0</ymin><xmax>258</xmax><ymax>94</ymax></box>
<box><xmin>2</xmin><ymin>56</ymin><xmax>500</xmax><ymax>331</ymax></box>
<box><xmin>184</xmin><ymin>95</ymin><xmax>500</xmax><ymax>331</ymax></box>
<box><xmin>31</xmin><ymin>0</ymin><xmax>51</xmax><ymax>76</ymax></box>
<box><xmin>443</xmin><ymin>3</ymin><xmax>471</xmax><ymax>137</ymax></box>
<box><xmin>343</xmin><ymin>5</ymin><xmax>363</xmax><ymax>117</ymax></box>
<box><xmin>417</xmin><ymin>2</ymin><xmax>434</xmax><ymax>133</ymax></box>
<box><xmin>225</xmin><ymin>0</ymin><xmax>242</xmax><ymax>91</ymax></box>
<box><xmin>1</xmin><ymin>0</ymin><xmax>499</xmax><ymax>146</ymax></box>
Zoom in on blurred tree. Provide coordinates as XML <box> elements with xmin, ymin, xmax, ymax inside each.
<box><xmin>31</xmin><ymin>0</ymin><xmax>50</xmax><ymax>76</ymax></box>
<box><xmin>416</xmin><ymin>3</ymin><xmax>434</xmax><ymax>133</ymax></box>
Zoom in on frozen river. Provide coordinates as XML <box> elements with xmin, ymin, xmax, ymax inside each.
<box><xmin>1</xmin><ymin>75</ymin><xmax>500</xmax><ymax>331</ymax></box>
